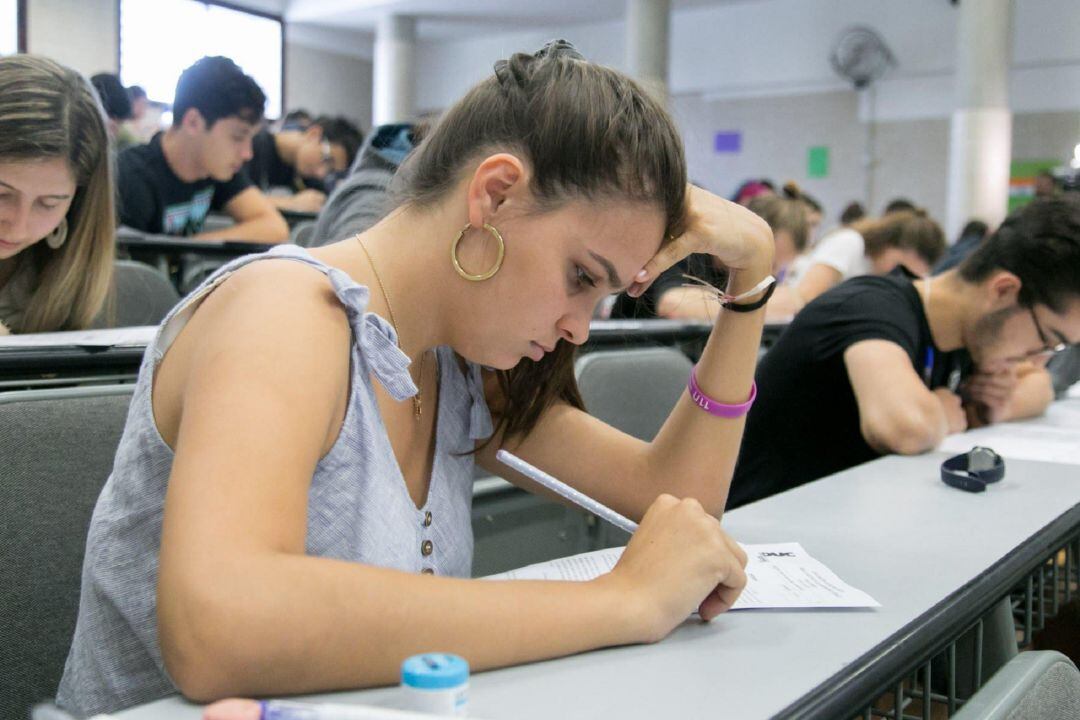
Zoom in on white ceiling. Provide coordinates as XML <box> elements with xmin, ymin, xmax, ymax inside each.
<box><xmin>230</xmin><ymin>0</ymin><xmax>764</xmax><ymax>40</ymax></box>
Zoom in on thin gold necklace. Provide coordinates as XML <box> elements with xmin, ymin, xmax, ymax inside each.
<box><xmin>356</xmin><ymin>236</ymin><xmax>426</xmax><ymax>421</ymax></box>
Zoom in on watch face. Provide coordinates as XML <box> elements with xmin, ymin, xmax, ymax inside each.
<box><xmin>969</xmin><ymin>447</ymin><xmax>997</xmax><ymax>473</ymax></box>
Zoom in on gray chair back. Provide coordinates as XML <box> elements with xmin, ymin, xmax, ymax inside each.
<box><xmin>0</xmin><ymin>385</ymin><xmax>134</xmax><ymax>719</ymax></box>
<box><xmin>574</xmin><ymin>347</ymin><xmax>692</xmax><ymax>442</ymax></box>
<box><xmin>953</xmin><ymin>650</ymin><xmax>1080</xmax><ymax>720</ymax></box>
<box><xmin>112</xmin><ymin>260</ymin><xmax>180</xmax><ymax>327</ymax></box>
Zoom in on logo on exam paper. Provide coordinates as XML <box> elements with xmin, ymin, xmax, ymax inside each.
<box><xmin>759</xmin><ymin>552</ymin><xmax>795</xmax><ymax>558</ymax></box>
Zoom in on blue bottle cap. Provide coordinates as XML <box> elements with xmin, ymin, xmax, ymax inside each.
<box><xmin>401</xmin><ymin>653</ymin><xmax>469</xmax><ymax>690</ymax></box>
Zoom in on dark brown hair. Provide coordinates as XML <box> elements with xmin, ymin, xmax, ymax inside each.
<box><xmin>748</xmin><ymin>183</ymin><xmax>810</xmax><ymax>252</ymax></box>
<box><xmin>851</xmin><ymin>209</ymin><xmax>946</xmax><ymax>265</ymax></box>
<box><xmin>172</xmin><ymin>56</ymin><xmax>265</xmax><ymax>128</ymax></box>
<box><xmin>959</xmin><ymin>196</ymin><xmax>1080</xmax><ymax>313</ymax></box>
<box><xmin>840</xmin><ymin>200</ymin><xmax>866</xmax><ymax>225</ymax></box>
<box><xmin>396</xmin><ymin>40</ymin><xmax>688</xmax><ymax>441</ymax></box>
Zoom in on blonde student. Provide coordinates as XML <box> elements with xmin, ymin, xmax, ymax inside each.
<box><xmin>0</xmin><ymin>55</ymin><xmax>115</xmax><ymax>335</ymax></box>
<box><xmin>58</xmin><ymin>42</ymin><xmax>775</xmax><ymax>716</ymax></box>
<box><xmin>770</xmin><ymin>209</ymin><xmax>946</xmax><ymax>316</ymax></box>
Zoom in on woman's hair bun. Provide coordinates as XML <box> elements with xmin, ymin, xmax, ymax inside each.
<box><xmin>535</xmin><ymin>39</ymin><xmax>584</xmax><ymax>62</ymax></box>
<box><xmin>781</xmin><ymin>181</ymin><xmax>802</xmax><ymax>200</ymax></box>
<box><xmin>494</xmin><ymin>40</ymin><xmax>584</xmax><ymax>91</ymax></box>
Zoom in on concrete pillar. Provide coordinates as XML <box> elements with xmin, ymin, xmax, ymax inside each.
<box><xmin>626</xmin><ymin>0</ymin><xmax>670</xmax><ymax>103</ymax></box>
<box><xmin>945</xmin><ymin>0</ymin><xmax>1013</xmax><ymax>240</ymax></box>
<box><xmin>373</xmin><ymin>14</ymin><xmax>416</xmax><ymax>126</ymax></box>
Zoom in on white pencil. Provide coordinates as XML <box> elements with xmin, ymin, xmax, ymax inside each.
<box><xmin>495</xmin><ymin>449</ymin><xmax>639</xmax><ymax>535</ymax></box>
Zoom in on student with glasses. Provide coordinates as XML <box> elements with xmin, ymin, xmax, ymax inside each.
<box><xmin>1027</xmin><ymin>303</ymin><xmax>1071</xmax><ymax>358</ymax></box>
<box><xmin>245</xmin><ymin>115</ymin><xmax>363</xmax><ymax>213</ymax></box>
<box><xmin>729</xmin><ymin>196</ymin><xmax>1080</xmax><ymax>509</ymax></box>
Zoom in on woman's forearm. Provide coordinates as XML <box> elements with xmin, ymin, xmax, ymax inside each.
<box><xmin>160</xmin><ymin>552</ymin><xmax>635</xmax><ymax>702</ymax></box>
<box><xmin>196</xmin><ymin>214</ymin><xmax>289</xmax><ymax>244</ymax></box>
<box><xmin>642</xmin><ymin>247</ymin><xmax>773</xmax><ymax>515</ymax></box>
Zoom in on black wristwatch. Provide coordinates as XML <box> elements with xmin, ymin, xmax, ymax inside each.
<box><xmin>940</xmin><ymin>446</ymin><xmax>1005</xmax><ymax>493</ymax></box>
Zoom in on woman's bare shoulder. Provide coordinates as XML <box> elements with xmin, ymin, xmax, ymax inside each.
<box><xmin>154</xmin><ymin>258</ymin><xmax>356</xmax><ymax>449</ymax></box>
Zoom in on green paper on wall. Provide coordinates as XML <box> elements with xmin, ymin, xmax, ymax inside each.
<box><xmin>807</xmin><ymin>146</ymin><xmax>829</xmax><ymax>178</ymax></box>
<box><xmin>1009</xmin><ymin>159</ymin><xmax>1058</xmax><ymax>211</ymax></box>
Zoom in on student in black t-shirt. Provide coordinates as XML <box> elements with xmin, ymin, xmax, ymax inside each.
<box><xmin>116</xmin><ymin>56</ymin><xmax>288</xmax><ymax>243</ymax></box>
<box><xmin>730</xmin><ymin>197</ymin><xmax>1080</xmax><ymax>508</ymax></box>
<box><xmin>245</xmin><ymin>116</ymin><xmax>363</xmax><ymax>213</ymax></box>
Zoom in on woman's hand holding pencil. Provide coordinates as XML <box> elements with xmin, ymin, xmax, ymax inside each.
<box><xmin>600</xmin><ymin>495</ymin><xmax>748</xmax><ymax>641</ymax></box>
<box><xmin>496</xmin><ymin>450</ymin><xmax>748</xmax><ymax>642</ymax></box>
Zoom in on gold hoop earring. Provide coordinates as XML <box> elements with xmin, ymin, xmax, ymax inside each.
<box><xmin>450</xmin><ymin>222</ymin><xmax>505</xmax><ymax>281</ymax></box>
<box><xmin>45</xmin><ymin>218</ymin><xmax>68</xmax><ymax>249</ymax></box>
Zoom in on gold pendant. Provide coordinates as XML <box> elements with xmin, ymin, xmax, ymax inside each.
<box><xmin>413</xmin><ymin>396</ymin><xmax>422</xmax><ymax>421</ymax></box>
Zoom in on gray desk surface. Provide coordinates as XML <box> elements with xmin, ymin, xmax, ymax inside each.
<box><xmin>114</xmin><ymin>403</ymin><xmax>1080</xmax><ymax>720</ymax></box>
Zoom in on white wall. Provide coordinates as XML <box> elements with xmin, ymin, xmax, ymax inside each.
<box><xmin>22</xmin><ymin>0</ymin><xmax>1080</xmax><ymax>221</ymax></box>
<box><xmin>412</xmin><ymin>0</ymin><xmax>1080</xmax><ymax>120</ymax></box>
<box><xmin>22</xmin><ymin>0</ymin><xmax>373</xmax><ymax>126</ymax></box>
<box><xmin>27</xmin><ymin>0</ymin><xmax>117</xmax><ymax>76</ymax></box>
<box><xmin>409</xmin><ymin>0</ymin><xmax>1080</xmax><ymax>237</ymax></box>
<box><xmin>286</xmin><ymin>43</ymin><xmax>373</xmax><ymax>128</ymax></box>
<box><xmin>1013</xmin><ymin>111</ymin><xmax>1080</xmax><ymax>161</ymax></box>
<box><xmin>679</xmin><ymin>87</ymin><xmax>1078</xmax><ymax>235</ymax></box>
<box><xmin>675</xmin><ymin>90</ymin><xmax>957</xmax><ymax>231</ymax></box>
<box><xmin>415</xmin><ymin>18</ymin><xmax>623</xmax><ymax>114</ymax></box>
<box><xmin>675</xmin><ymin>91</ymin><xmax>865</xmax><ymax>226</ymax></box>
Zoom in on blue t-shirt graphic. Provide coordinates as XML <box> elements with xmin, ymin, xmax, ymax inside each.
<box><xmin>116</xmin><ymin>133</ymin><xmax>250</xmax><ymax>236</ymax></box>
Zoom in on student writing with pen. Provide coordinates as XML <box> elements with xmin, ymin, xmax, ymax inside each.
<box><xmin>59</xmin><ymin>41</ymin><xmax>773</xmax><ymax>717</ymax></box>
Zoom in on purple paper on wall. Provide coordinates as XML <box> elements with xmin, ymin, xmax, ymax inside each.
<box><xmin>714</xmin><ymin>131</ymin><xmax>742</xmax><ymax>154</ymax></box>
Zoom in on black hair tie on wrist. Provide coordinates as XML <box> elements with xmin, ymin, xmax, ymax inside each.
<box><xmin>721</xmin><ymin>278</ymin><xmax>778</xmax><ymax>313</ymax></box>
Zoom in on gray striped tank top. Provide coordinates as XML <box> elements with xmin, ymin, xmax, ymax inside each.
<box><xmin>57</xmin><ymin>244</ymin><xmax>492</xmax><ymax>717</ymax></box>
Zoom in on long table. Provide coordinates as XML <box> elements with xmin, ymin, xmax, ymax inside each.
<box><xmin>114</xmin><ymin>398</ymin><xmax>1080</xmax><ymax>719</ymax></box>
<box><xmin>2</xmin><ymin>320</ymin><xmax>758</xmax><ymax>389</ymax></box>
<box><xmin>115</xmin><ymin>233</ymin><xmax>275</xmax><ymax>259</ymax></box>
<box><xmin>0</xmin><ymin>327</ymin><xmax>155</xmax><ymax>388</ymax></box>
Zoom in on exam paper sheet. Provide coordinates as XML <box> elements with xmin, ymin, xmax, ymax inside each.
<box><xmin>487</xmin><ymin>542</ymin><xmax>879</xmax><ymax>609</ymax></box>
<box><xmin>938</xmin><ymin>401</ymin><xmax>1080</xmax><ymax>466</ymax></box>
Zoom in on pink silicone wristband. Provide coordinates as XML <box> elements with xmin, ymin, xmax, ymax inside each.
<box><xmin>688</xmin><ymin>366</ymin><xmax>757</xmax><ymax>418</ymax></box>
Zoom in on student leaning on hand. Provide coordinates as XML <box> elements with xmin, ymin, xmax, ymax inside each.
<box><xmin>57</xmin><ymin>41</ymin><xmax>774</xmax><ymax>717</ymax></box>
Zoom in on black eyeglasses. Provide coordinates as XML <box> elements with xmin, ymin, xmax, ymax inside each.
<box><xmin>1027</xmin><ymin>305</ymin><xmax>1068</xmax><ymax>359</ymax></box>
